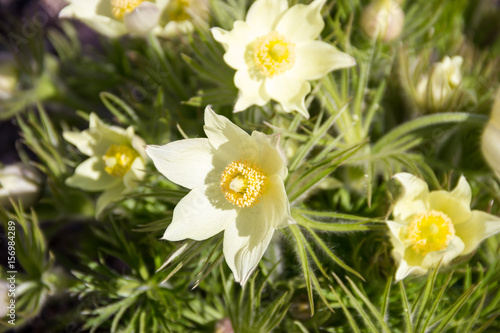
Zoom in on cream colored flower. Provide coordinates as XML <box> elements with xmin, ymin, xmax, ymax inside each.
<box><xmin>416</xmin><ymin>56</ymin><xmax>463</xmax><ymax>112</ymax></box>
<box><xmin>153</xmin><ymin>0</ymin><xmax>209</xmax><ymax>37</ymax></box>
<box><xmin>0</xmin><ymin>163</ymin><xmax>42</xmax><ymax>209</ymax></box>
<box><xmin>0</xmin><ymin>53</ymin><xmax>18</xmax><ymax>100</ymax></box>
<box><xmin>146</xmin><ymin>106</ymin><xmax>293</xmax><ymax>286</ymax></box>
<box><xmin>361</xmin><ymin>0</ymin><xmax>404</xmax><ymax>42</ymax></box>
<box><xmin>482</xmin><ymin>88</ymin><xmax>500</xmax><ymax>180</ymax></box>
<box><xmin>64</xmin><ymin>113</ymin><xmax>146</xmax><ymax>216</ymax></box>
<box><xmin>387</xmin><ymin>173</ymin><xmax>500</xmax><ymax>281</ymax></box>
<box><xmin>59</xmin><ymin>0</ymin><xmax>166</xmax><ymax>37</ymax></box>
<box><xmin>211</xmin><ymin>0</ymin><xmax>355</xmax><ymax>118</ymax></box>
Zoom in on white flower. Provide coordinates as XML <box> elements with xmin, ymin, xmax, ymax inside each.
<box><xmin>387</xmin><ymin>173</ymin><xmax>500</xmax><ymax>281</ymax></box>
<box><xmin>153</xmin><ymin>0</ymin><xmax>209</xmax><ymax>37</ymax></box>
<box><xmin>146</xmin><ymin>106</ymin><xmax>294</xmax><ymax>286</ymax></box>
<box><xmin>416</xmin><ymin>56</ymin><xmax>463</xmax><ymax>112</ymax></box>
<box><xmin>59</xmin><ymin>0</ymin><xmax>166</xmax><ymax>37</ymax></box>
<box><xmin>211</xmin><ymin>0</ymin><xmax>355</xmax><ymax>118</ymax></box>
<box><xmin>64</xmin><ymin>113</ymin><xmax>146</xmax><ymax>217</ymax></box>
<box><xmin>0</xmin><ymin>163</ymin><xmax>42</xmax><ymax>210</ymax></box>
<box><xmin>361</xmin><ymin>0</ymin><xmax>404</xmax><ymax>42</ymax></box>
<box><xmin>482</xmin><ymin>88</ymin><xmax>500</xmax><ymax>179</ymax></box>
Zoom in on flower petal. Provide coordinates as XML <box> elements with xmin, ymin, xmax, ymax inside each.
<box><xmin>395</xmin><ymin>259</ymin><xmax>427</xmax><ymax>281</ymax></box>
<box><xmin>289</xmin><ymin>41</ymin><xmax>355</xmax><ymax>80</ymax></box>
<box><xmin>63</xmin><ymin>130</ymin><xmax>97</xmax><ymax>156</ymax></box>
<box><xmin>123</xmin><ymin>157</ymin><xmax>146</xmax><ymax>190</ymax></box>
<box><xmin>96</xmin><ymin>183</ymin><xmax>126</xmax><ymax>218</ymax></box>
<box><xmin>262</xmin><ymin>174</ymin><xmax>293</xmax><ymax>228</ymax></box>
<box><xmin>265</xmin><ymin>75</ymin><xmax>311</xmax><ymax>118</ymax></box>
<box><xmin>275</xmin><ymin>0</ymin><xmax>326</xmax><ymax>43</ymax></box>
<box><xmin>455</xmin><ymin>211</ymin><xmax>500</xmax><ymax>255</ymax></box>
<box><xmin>59</xmin><ymin>0</ymin><xmax>102</xmax><ymax>18</ymax></box>
<box><xmin>392</xmin><ymin>173</ymin><xmax>429</xmax><ymax>224</ymax></box>
<box><xmin>163</xmin><ymin>183</ymin><xmax>237</xmax><ymax>241</ymax></box>
<box><xmin>245</xmin><ymin>0</ymin><xmax>288</xmax><ymax>35</ymax></box>
<box><xmin>146</xmin><ymin>138</ymin><xmax>223</xmax><ymax>189</ymax></box>
<box><xmin>421</xmin><ymin>236</ymin><xmax>465</xmax><ymax>268</ymax></box>
<box><xmin>66</xmin><ymin>156</ymin><xmax>121</xmax><ymax>191</ymax></box>
<box><xmin>427</xmin><ymin>176</ymin><xmax>471</xmax><ymax>225</ymax></box>
<box><xmin>250</xmin><ymin>132</ymin><xmax>287</xmax><ymax>179</ymax></box>
<box><xmin>211</xmin><ymin>22</ymin><xmax>256</xmax><ymax>70</ymax></box>
<box><xmin>124</xmin><ymin>1</ymin><xmax>161</xmax><ymax>35</ymax></box>
<box><xmin>233</xmin><ymin>69</ymin><xmax>270</xmax><ymax>112</ymax></box>
<box><xmin>223</xmin><ymin>205</ymin><xmax>275</xmax><ymax>286</ymax></box>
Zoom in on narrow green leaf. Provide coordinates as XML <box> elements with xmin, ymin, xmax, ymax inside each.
<box><xmin>399</xmin><ymin>281</ymin><xmax>413</xmax><ymax>333</ymax></box>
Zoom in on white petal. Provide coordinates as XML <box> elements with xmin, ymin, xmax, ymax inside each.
<box><xmin>289</xmin><ymin>41</ymin><xmax>355</xmax><ymax>80</ymax></box>
<box><xmin>203</xmin><ymin>106</ymin><xmax>252</xmax><ymax>156</ymax></box>
<box><xmin>421</xmin><ymin>236</ymin><xmax>465</xmax><ymax>268</ymax></box>
<box><xmin>96</xmin><ymin>183</ymin><xmax>126</xmax><ymax>218</ymax></box>
<box><xmin>63</xmin><ymin>131</ymin><xmax>96</xmax><ymax>156</ymax></box>
<box><xmin>123</xmin><ymin>157</ymin><xmax>146</xmax><ymax>190</ymax></box>
<box><xmin>90</xmin><ymin>114</ymin><xmax>131</xmax><ymax>153</ymax></box>
<box><xmin>427</xmin><ymin>176</ymin><xmax>471</xmax><ymax>225</ymax></box>
<box><xmin>275</xmin><ymin>0</ymin><xmax>326</xmax><ymax>43</ymax></box>
<box><xmin>64</xmin><ymin>14</ymin><xmax>127</xmax><ymax>38</ymax></box>
<box><xmin>233</xmin><ymin>69</ymin><xmax>270</xmax><ymax>112</ymax></box>
<box><xmin>392</xmin><ymin>173</ymin><xmax>429</xmax><ymax>223</ymax></box>
<box><xmin>66</xmin><ymin>156</ymin><xmax>121</xmax><ymax>191</ymax></box>
<box><xmin>455</xmin><ymin>211</ymin><xmax>500</xmax><ymax>255</ymax></box>
<box><xmin>250</xmin><ymin>132</ymin><xmax>287</xmax><ymax>179</ymax></box>
<box><xmin>223</xmin><ymin>205</ymin><xmax>275</xmax><ymax>286</ymax></box>
<box><xmin>124</xmin><ymin>2</ymin><xmax>161</xmax><ymax>35</ymax></box>
<box><xmin>394</xmin><ymin>259</ymin><xmax>427</xmax><ymax>281</ymax></box>
<box><xmin>245</xmin><ymin>0</ymin><xmax>288</xmax><ymax>35</ymax></box>
<box><xmin>211</xmin><ymin>22</ymin><xmax>256</xmax><ymax>70</ymax></box>
<box><xmin>163</xmin><ymin>183</ymin><xmax>237</xmax><ymax>241</ymax></box>
<box><xmin>481</xmin><ymin>122</ymin><xmax>500</xmax><ymax>179</ymax></box>
<box><xmin>265</xmin><ymin>75</ymin><xmax>311</xmax><ymax>118</ymax></box>
<box><xmin>261</xmin><ymin>174</ymin><xmax>293</xmax><ymax>229</ymax></box>
<box><xmin>59</xmin><ymin>0</ymin><xmax>102</xmax><ymax>18</ymax></box>
<box><xmin>146</xmin><ymin>138</ymin><xmax>223</xmax><ymax>190</ymax></box>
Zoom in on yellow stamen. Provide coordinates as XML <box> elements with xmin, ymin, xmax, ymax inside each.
<box><xmin>220</xmin><ymin>160</ymin><xmax>267</xmax><ymax>208</ymax></box>
<box><xmin>253</xmin><ymin>32</ymin><xmax>295</xmax><ymax>77</ymax></box>
<box><xmin>167</xmin><ymin>0</ymin><xmax>191</xmax><ymax>21</ymax></box>
<box><xmin>407</xmin><ymin>210</ymin><xmax>455</xmax><ymax>255</ymax></box>
<box><xmin>111</xmin><ymin>0</ymin><xmax>146</xmax><ymax>20</ymax></box>
<box><xmin>103</xmin><ymin>144</ymin><xmax>139</xmax><ymax>178</ymax></box>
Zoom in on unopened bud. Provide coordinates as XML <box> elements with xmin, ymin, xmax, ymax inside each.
<box><xmin>482</xmin><ymin>89</ymin><xmax>500</xmax><ymax>179</ymax></box>
<box><xmin>361</xmin><ymin>0</ymin><xmax>404</xmax><ymax>42</ymax></box>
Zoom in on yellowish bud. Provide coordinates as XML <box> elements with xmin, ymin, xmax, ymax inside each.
<box><xmin>361</xmin><ymin>0</ymin><xmax>404</xmax><ymax>42</ymax></box>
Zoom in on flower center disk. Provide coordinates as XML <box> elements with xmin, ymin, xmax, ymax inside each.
<box><xmin>111</xmin><ymin>0</ymin><xmax>146</xmax><ymax>20</ymax></box>
<box><xmin>103</xmin><ymin>144</ymin><xmax>139</xmax><ymax>177</ymax></box>
<box><xmin>253</xmin><ymin>32</ymin><xmax>295</xmax><ymax>78</ymax></box>
<box><xmin>220</xmin><ymin>160</ymin><xmax>267</xmax><ymax>208</ymax></box>
<box><xmin>407</xmin><ymin>210</ymin><xmax>455</xmax><ymax>255</ymax></box>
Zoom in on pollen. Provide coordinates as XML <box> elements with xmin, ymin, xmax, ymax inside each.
<box><xmin>253</xmin><ymin>31</ymin><xmax>295</xmax><ymax>78</ymax></box>
<box><xmin>103</xmin><ymin>144</ymin><xmax>139</xmax><ymax>178</ymax></box>
<box><xmin>111</xmin><ymin>0</ymin><xmax>146</xmax><ymax>20</ymax></box>
<box><xmin>407</xmin><ymin>210</ymin><xmax>455</xmax><ymax>255</ymax></box>
<box><xmin>220</xmin><ymin>160</ymin><xmax>267</xmax><ymax>208</ymax></box>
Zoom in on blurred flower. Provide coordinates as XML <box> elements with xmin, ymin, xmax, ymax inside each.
<box><xmin>361</xmin><ymin>0</ymin><xmax>404</xmax><ymax>42</ymax></box>
<box><xmin>482</xmin><ymin>88</ymin><xmax>500</xmax><ymax>179</ymax></box>
<box><xmin>0</xmin><ymin>54</ymin><xmax>18</xmax><ymax>100</ymax></box>
<box><xmin>146</xmin><ymin>106</ymin><xmax>294</xmax><ymax>286</ymax></box>
<box><xmin>0</xmin><ymin>281</ymin><xmax>9</xmax><ymax>318</ymax></box>
<box><xmin>0</xmin><ymin>163</ymin><xmax>43</xmax><ymax>209</ymax></box>
<box><xmin>387</xmin><ymin>173</ymin><xmax>500</xmax><ymax>281</ymax></box>
<box><xmin>211</xmin><ymin>0</ymin><xmax>355</xmax><ymax>118</ymax></box>
<box><xmin>415</xmin><ymin>56</ymin><xmax>463</xmax><ymax>112</ymax></box>
<box><xmin>154</xmin><ymin>0</ymin><xmax>209</xmax><ymax>37</ymax></box>
<box><xmin>59</xmin><ymin>0</ymin><xmax>165</xmax><ymax>37</ymax></box>
<box><xmin>214</xmin><ymin>318</ymin><xmax>234</xmax><ymax>333</ymax></box>
<box><xmin>64</xmin><ymin>113</ymin><xmax>146</xmax><ymax>217</ymax></box>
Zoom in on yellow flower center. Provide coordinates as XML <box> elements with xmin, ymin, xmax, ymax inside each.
<box><xmin>407</xmin><ymin>210</ymin><xmax>455</xmax><ymax>255</ymax></box>
<box><xmin>220</xmin><ymin>160</ymin><xmax>267</xmax><ymax>208</ymax></box>
<box><xmin>103</xmin><ymin>144</ymin><xmax>139</xmax><ymax>178</ymax></box>
<box><xmin>167</xmin><ymin>0</ymin><xmax>191</xmax><ymax>21</ymax></box>
<box><xmin>253</xmin><ymin>32</ymin><xmax>295</xmax><ymax>78</ymax></box>
<box><xmin>111</xmin><ymin>0</ymin><xmax>146</xmax><ymax>20</ymax></box>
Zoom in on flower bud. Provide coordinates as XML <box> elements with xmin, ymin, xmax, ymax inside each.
<box><xmin>361</xmin><ymin>0</ymin><xmax>404</xmax><ymax>42</ymax></box>
<box><xmin>416</xmin><ymin>56</ymin><xmax>463</xmax><ymax>112</ymax></box>
<box><xmin>481</xmin><ymin>89</ymin><xmax>500</xmax><ymax>179</ymax></box>
<box><xmin>0</xmin><ymin>163</ymin><xmax>43</xmax><ymax>209</ymax></box>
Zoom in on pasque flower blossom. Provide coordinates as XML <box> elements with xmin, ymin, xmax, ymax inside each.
<box><xmin>387</xmin><ymin>173</ymin><xmax>500</xmax><ymax>281</ymax></box>
<box><xmin>64</xmin><ymin>113</ymin><xmax>146</xmax><ymax>217</ymax></box>
<box><xmin>211</xmin><ymin>0</ymin><xmax>355</xmax><ymax>118</ymax></box>
<box><xmin>146</xmin><ymin>106</ymin><xmax>293</xmax><ymax>286</ymax></box>
<box><xmin>481</xmin><ymin>88</ymin><xmax>500</xmax><ymax>180</ymax></box>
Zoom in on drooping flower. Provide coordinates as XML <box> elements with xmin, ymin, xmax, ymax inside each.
<box><xmin>59</xmin><ymin>0</ymin><xmax>166</xmax><ymax>37</ymax></box>
<box><xmin>415</xmin><ymin>56</ymin><xmax>463</xmax><ymax>112</ymax></box>
<box><xmin>481</xmin><ymin>88</ymin><xmax>500</xmax><ymax>180</ymax></box>
<box><xmin>146</xmin><ymin>106</ymin><xmax>293</xmax><ymax>286</ymax></box>
<box><xmin>211</xmin><ymin>0</ymin><xmax>355</xmax><ymax>118</ymax></box>
<box><xmin>0</xmin><ymin>163</ymin><xmax>43</xmax><ymax>209</ymax></box>
<box><xmin>64</xmin><ymin>113</ymin><xmax>146</xmax><ymax>217</ymax></box>
<box><xmin>361</xmin><ymin>0</ymin><xmax>404</xmax><ymax>42</ymax></box>
<box><xmin>387</xmin><ymin>173</ymin><xmax>500</xmax><ymax>281</ymax></box>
